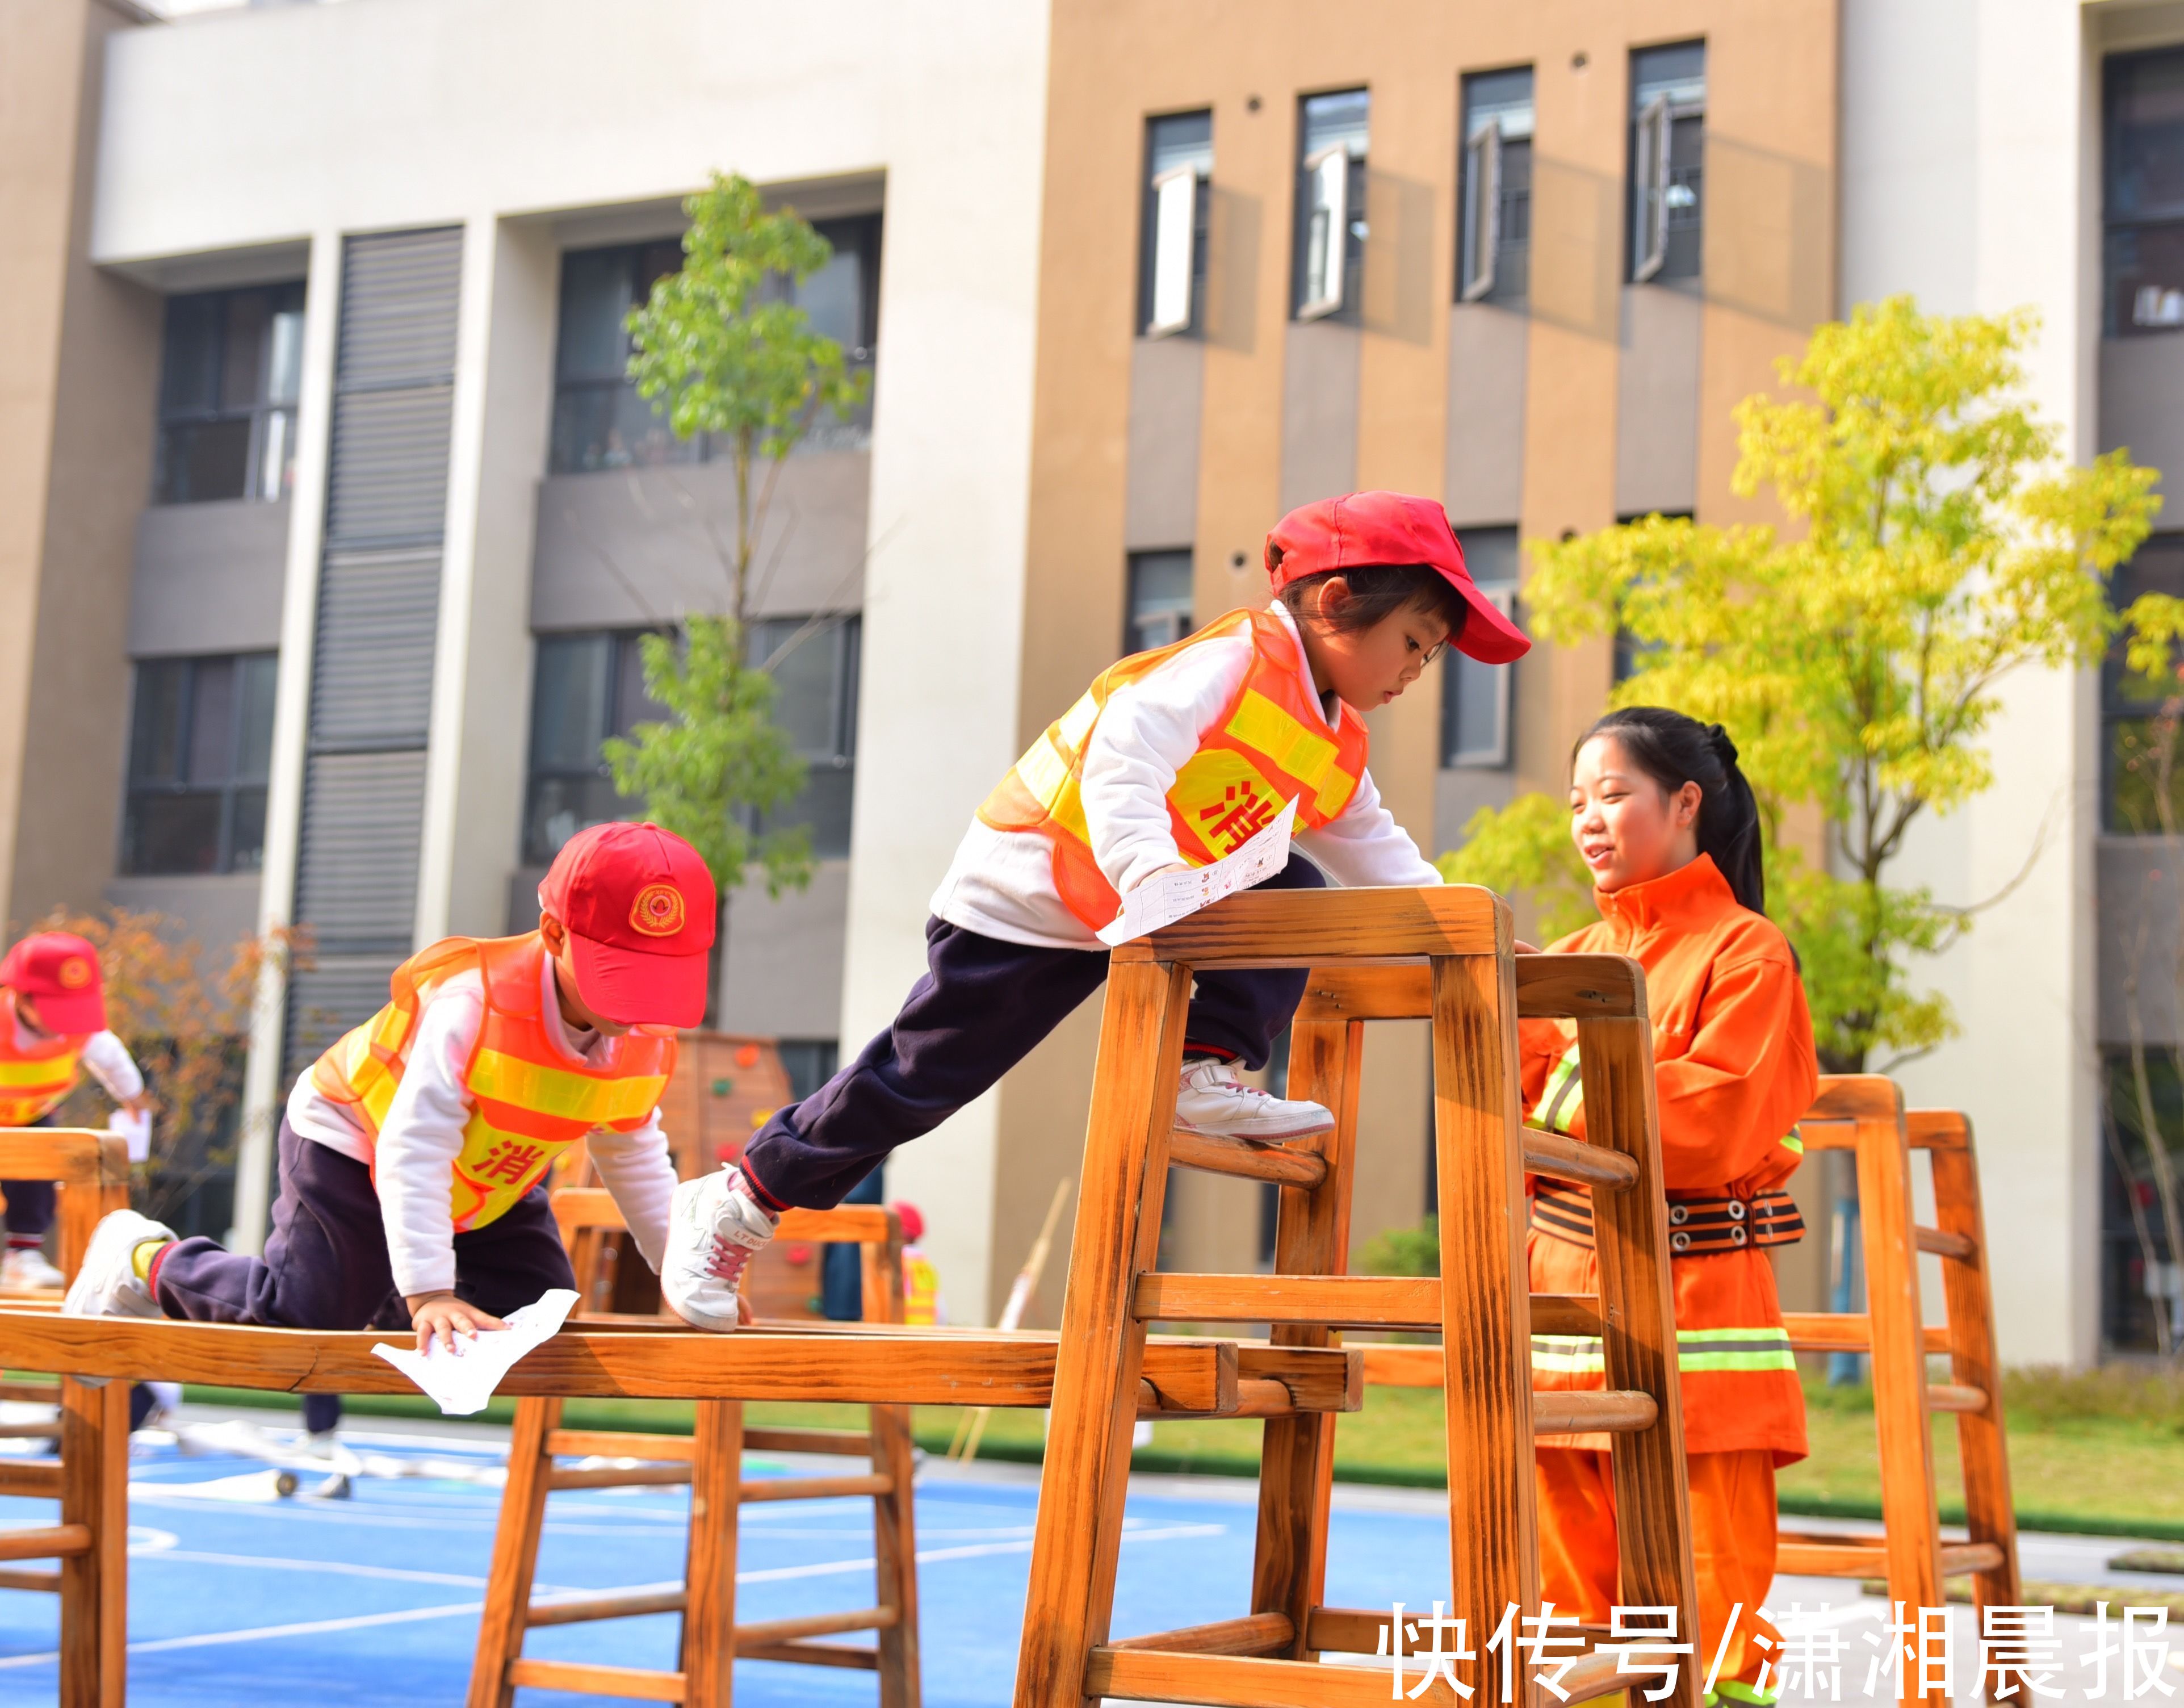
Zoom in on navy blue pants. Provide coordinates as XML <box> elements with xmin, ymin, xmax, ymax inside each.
<box><xmin>4</xmin><ymin>1111</ymin><xmax>58</xmax><ymax>1243</ymax></box>
<box><xmin>741</xmin><ymin>852</ymin><xmax>1324</xmax><ymax>1210</ymax></box>
<box><xmin>153</xmin><ymin>1120</ymin><xmax>574</xmax><ymax>1329</ymax></box>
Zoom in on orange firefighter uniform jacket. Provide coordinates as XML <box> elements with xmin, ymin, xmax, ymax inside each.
<box><xmin>1519</xmin><ymin>853</ymin><xmax>1818</xmax><ymax>1463</ymax></box>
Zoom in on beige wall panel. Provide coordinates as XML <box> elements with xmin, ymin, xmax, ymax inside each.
<box><xmin>1615</xmin><ymin>284</ymin><xmax>1702</xmax><ymax>517</ymax></box>
<box><xmin>1278</xmin><ymin>321</ymin><xmax>1361</xmax><ymax>512</ymax></box>
<box><xmin>1126</xmin><ymin>335</ymin><xmax>1205</xmax><ymax>552</ymax></box>
<box><xmin>1444</xmin><ymin>305</ymin><xmax>1529</xmax><ymax>526</ymax></box>
<box><xmin>5</xmin><ymin>0</ymin><xmax>161</xmax><ymax>930</ymax></box>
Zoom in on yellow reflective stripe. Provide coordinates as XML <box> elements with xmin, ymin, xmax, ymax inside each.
<box><xmin>1169</xmin><ymin>750</ymin><xmax>1294</xmax><ymax>857</ymax></box>
<box><xmin>1780</xmin><ymin>1127</ymin><xmax>1805</xmax><ymax>1156</ymax></box>
<box><xmin>1013</xmin><ymin>736</ymin><xmax>1073</xmax><ymax>813</ymax></box>
<box><xmin>1536</xmin><ymin>1043</ymin><xmax>1584</xmax><ymax>1135</ymax></box>
<box><xmin>0</xmin><ymin>1053</ymin><xmax>78</xmax><ymax>1088</ymax></box>
<box><xmin>1224</xmin><ymin>690</ymin><xmax>1338</xmax><ymax>792</ymax></box>
<box><xmin>1054</xmin><ymin>689</ymin><xmax>1100</xmax><ymax>755</ymax></box>
<box><xmin>467</xmin><ymin>1048</ymin><xmax>665</xmax><ymax>1125</ymax></box>
<box><xmin>1312</xmin><ymin>764</ymin><xmax>1361</xmax><ymax>820</ymax></box>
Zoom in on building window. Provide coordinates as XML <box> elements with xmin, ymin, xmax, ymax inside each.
<box><xmin>2106</xmin><ymin>48</ymin><xmax>2184</xmax><ymax>334</ymax></box>
<box><xmin>1629</xmin><ymin>43</ymin><xmax>1706</xmax><ymax>283</ymax></box>
<box><xmin>522</xmin><ymin>630</ymin><xmax>665</xmax><ymax>865</ymax></box>
<box><xmin>550</xmin><ymin>217</ymin><xmax>882</xmax><ymax>474</ymax></box>
<box><xmin>2105</xmin><ymin>533</ymin><xmax>2184</xmax><ymax>832</ymax></box>
<box><xmin>776</xmin><ymin>1039</ymin><xmax>840</xmax><ymax>1103</ymax></box>
<box><xmin>153</xmin><ymin>284</ymin><xmax>305</xmax><ymax>505</ymax></box>
<box><xmin>1140</xmin><ymin>110</ymin><xmax>1214</xmax><ymax>338</ymax></box>
<box><xmin>747</xmin><ymin>616</ymin><xmax>862</xmax><ymax>859</ymax></box>
<box><xmin>1125</xmin><ymin>551</ymin><xmax>1194</xmax><ymax>654</ymax></box>
<box><xmin>1440</xmin><ymin>528</ymin><xmax>1518</xmax><ymax>768</ymax></box>
<box><xmin>121</xmin><ymin>654</ymin><xmax>278</xmax><ymax>875</ymax></box>
<box><xmin>1294</xmin><ymin>89</ymin><xmax>1370</xmax><ymax>320</ymax></box>
<box><xmin>1459</xmin><ymin>69</ymin><xmax>1535</xmax><ymax>304</ymax></box>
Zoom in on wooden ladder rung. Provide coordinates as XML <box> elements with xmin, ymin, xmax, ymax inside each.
<box><xmin>1915</xmin><ymin>1224</ymin><xmax>1977</xmax><ymax>1262</ymax></box>
<box><xmin>1168</xmin><ymin>1129</ymin><xmax>1328</xmax><ymax>1188</ymax></box>
<box><xmin>741</xmin><ymin>1426</ymin><xmax>873</xmax><ymax>1456</ymax></box>
<box><xmin>1522</xmin><ymin>1129</ymin><xmax>1641</xmax><ymax>1191</ymax></box>
<box><xmin>0</xmin><ymin>1378</ymin><xmax>59</xmax><ymax>1403</ymax></box>
<box><xmin>736</xmin><ymin>1639</ymin><xmax>882</xmax><ymax>1670</ymax></box>
<box><xmin>1085</xmin><ymin>1644</ymin><xmax>1628</xmax><ymax>1707</ymax></box>
<box><xmin>0</xmin><ymin>1522</ymin><xmax>90</xmax><ymax>1563</ymax></box>
<box><xmin>1927</xmin><ymin>1382</ymin><xmax>1988</xmax><ymax>1415</ymax></box>
<box><xmin>1781</xmin><ymin>1312</ymin><xmax>1950</xmax><ymax>1355</ymax></box>
<box><xmin>736</xmin><ymin>1605</ymin><xmax>898</xmax><ymax>1644</ymax></box>
<box><xmin>1146</xmin><ymin>1377</ymin><xmax>1305</xmax><ymax>1421</ymax></box>
<box><xmin>0</xmin><ymin>1461</ymin><xmax>62</xmax><ymax>1498</ymax></box>
<box><xmin>527</xmin><ymin>1586</ymin><xmax>687</xmax><ymax>1628</ymax></box>
<box><xmin>1943</xmin><ymin>1541</ymin><xmax>2006</xmax><ymax>1575</ymax></box>
<box><xmin>1110</xmin><ymin>1613</ymin><xmax>1295</xmax><ymax>1656</ymax></box>
<box><xmin>1533</xmin><ymin>1390</ymin><xmax>1658</xmax><ymax>1435</ymax></box>
<box><xmin>0</xmin><ymin>1567</ymin><xmax>60</xmax><ymax>1593</ymax></box>
<box><xmin>0</xmin><ymin>1420</ymin><xmax>62</xmax><ymax>1439</ymax></box>
<box><xmin>545</xmin><ymin>1463</ymin><xmax>693</xmax><ymax>1491</ymax></box>
<box><xmin>1306</xmin><ymin>1607</ymin><xmax>1615</xmax><ymax>1659</ymax></box>
<box><xmin>1776</xmin><ymin>1534</ymin><xmax>1884</xmax><ymax>1577</ymax></box>
<box><xmin>505</xmin><ymin>1657</ymin><xmax>685</xmax><ymax>1701</ymax></box>
<box><xmin>740</xmin><ymin>1472</ymin><xmax>892</xmax><ymax>1504</ymax></box>
<box><xmin>1134</xmin><ymin>1273</ymin><xmax>1439</xmax><ymax>1329</ymax></box>
<box><xmin>546</xmin><ymin>1428</ymin><xmax>692</xmax><ymax>1461</ymax></box>
<box><xmin>1236</xmin><ymin>1345</ymin><xmax>1363</xmax><ymax>1413</ymax></box>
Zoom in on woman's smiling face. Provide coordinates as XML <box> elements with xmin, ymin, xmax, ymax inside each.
<box><xmin>1567</xmin><ymin>732</ymin><xmax>1701</xmax><ymax>893</ymax></box>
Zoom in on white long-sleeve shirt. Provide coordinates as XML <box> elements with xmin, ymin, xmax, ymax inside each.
<box><xmin>286</xmin><ymin>953</ymin><xmax>677</xmax><ymax>1300</ymax></box>
<box><xmin>932</xmin><ymin>600</ymin><xmax>1441</xmax><ymax>949</ymax></box>
<box><xmin>6</xmin><ymin>1011</ymin><xmax>146</xmax><ymax>1104</ymax></box>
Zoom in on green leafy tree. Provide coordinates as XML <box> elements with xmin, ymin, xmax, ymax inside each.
<box><xmin>603</xmin><ymin>173</ymin><xmax>873</xmax><ymax>1005</ymax></box>
<box><xmin>1448</xmin><ymin>298</ymin><xmax>2160</xmax><ymax>1074</ymax></box>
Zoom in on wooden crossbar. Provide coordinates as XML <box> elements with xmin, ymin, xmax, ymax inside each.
<box><xmin>1294</xmin><ymin>955</ymin><xmax>1645</xmax><ymax>1023</ymax></box>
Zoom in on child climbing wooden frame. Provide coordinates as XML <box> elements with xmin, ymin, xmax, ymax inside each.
<box><xmin>1013</xmin><ymin>885</ymin><xmax>1703</xmax><ymax>1708</ymax></box>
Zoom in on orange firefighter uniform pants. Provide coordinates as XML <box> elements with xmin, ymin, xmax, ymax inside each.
<box><xmin>1536</xmin><ymin>1446</ymin><xmax>1783</xmax><ymax>1703</ymax></box>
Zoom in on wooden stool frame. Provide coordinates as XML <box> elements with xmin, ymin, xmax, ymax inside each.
<box><xmin>1013</xmin><ymin>887</ymin><xmax>1703</xmax><ymax>1708</ymax></box>
<box><xmin>0</xmin><ymin>1128</ymin><xmax>131</xmax><ymax>1708</ymax></box>
<box><xmin>1776</xmin><ymin>1076</ymin><xmax>2022</xmax><ymax>1699</ymax></box>
<box><xmin>468</xmin><ymin>1191</ymin><xmax>923</xmax><ymax>1708</ymax></box>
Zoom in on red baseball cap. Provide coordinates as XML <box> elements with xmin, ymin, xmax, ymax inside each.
<box><xmin>538</xmin><ymin>822</ymin><xmax>717</xmax><ymax>1029</ymax></box>
<box><xmin>0</xmin><ymin>932</ymin><xmax>108</xmax><ymax>1035</ymax></box>
<box><xmin>1264</xmin><ymin>490</ymin><xmax>1532</xmax><ymax>665</ymax></box>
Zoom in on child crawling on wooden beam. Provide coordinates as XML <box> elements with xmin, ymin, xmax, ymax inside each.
<box><xmin>65</xmin><ymin>823</ymin><xmax>754</xmax><ymax>1345</ymax></box>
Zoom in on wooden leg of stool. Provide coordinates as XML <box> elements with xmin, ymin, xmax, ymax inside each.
<box><xmin>1015</xmin><ymin>957</ymin><xmax>1189</xmax><ymax>1708</ymax></box>
<box><xmin>57</xmin><ymin>1374</ymin><xmax>113</xmax><ymax>1708</ymax></box>
<box><xmin>1579</xmin><ymin>1015</ymin><xmax>1701</xmax><ymax>1708</ymax></box>
<box><xmin>467</xmin><ymin>1396</ymin><xmax>560</xmax><ymax>1708</ymax></box>
<box><xmin>871</xmin><ymin>1401</ymin><xmax>920</xmax><ymax>1708</ymax></box>
<box><xmin>1248</xmin><ymin>1015</ymin><xmax>1361</xmax><ymax>1660</ymax></box>
<box><xmin>681</xmin><ymin>1399</ymin><xmax>743</xmax><ymax>1708</ymax></box>
<box><xmin>1428</xmin><ymin>949</ymin><xmax>1539</xmax><ymax>1671</ymax></box>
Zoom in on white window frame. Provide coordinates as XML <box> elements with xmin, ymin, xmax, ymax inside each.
<box><xmin>1297</xmin><ymin>144</ymin><xmax>1351</xmax><ymax>320</ymax></box>
<box><xmin>1632</xmin><ymin>93</ymin><xmax>1671</xmax><ymax>283</ymax></box>
<box><xmin>1444</xmin><ymin>586</ymin><xmax>1516</xmax><ymax>768</ymax></box>
<box><xmin>1460</xmin><ymin>118</ymin><xmax>1504</xmax><ymax>303</ymax></box>
<box><xmin>1145</xmin><ymin>165</ymin><xmax>1202</xmax><ymax>337</ymax></box>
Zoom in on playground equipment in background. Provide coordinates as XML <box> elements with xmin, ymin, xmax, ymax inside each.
<box><xmin>0</xmin><ymin>1127</ymin><xmax>131</xmax><ymax>1708</ymax></box>
<box><xmin>1013</xmin><ymin>886</ymin><xmax>1707</xmax><ymax>1708</ymax></box>
<box><xmin>466</xmin><ymin>1187</ymin><xmax>923</xmax><ymax>1708</ymax></box>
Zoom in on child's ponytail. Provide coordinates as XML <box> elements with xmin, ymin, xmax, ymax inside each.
<box><xmin>1578</xmin><ymin>706</ymin><xmax>1768</xmax><ymax>916</ymax></box>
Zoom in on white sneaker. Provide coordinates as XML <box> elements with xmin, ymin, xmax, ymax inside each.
<box><xmin>1175</xmin><ymin>1056</ymin><xmax>1334</xmax><ymax>1141</ymax></box>
<box><xmin>1</xmin><ymin>1247</ymin><xmax>65</xmax><ymax>1291</ymax></box>
<box><xmin>61</xmin><ymin>1209</ymin><xmax>174</xmax><ymax>1321</ymax></box>
<box><xmin>661</xmin><ymin>1166</ymin><xmax>778</xmax><ymax>1333</ymax></box>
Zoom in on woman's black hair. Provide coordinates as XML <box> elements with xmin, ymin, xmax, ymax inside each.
<box><xmin>1277</xmin><ymin>563</ymin><xmax>1470</xmax><ymax>642</ymax></box>
<box><xmin>1575</xmin><ymin>706</ymin><xmax>1768</xmax><ymax>916</ymax></box>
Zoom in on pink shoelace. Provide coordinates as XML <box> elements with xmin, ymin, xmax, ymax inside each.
<box><xmin>704</xmin><ymin>1238</ymin><xmax>757</xmax><ymax>1284</ymax></box>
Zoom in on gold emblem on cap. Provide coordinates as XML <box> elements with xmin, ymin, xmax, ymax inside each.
<box><xmin>630</xmin><ymin>882</ymin><xmax>685</xmax><ymax>937</ymax></box>
<box><xmin>57</xmin><ymin>957</ymin><xmax>92</xmax><ymax>990</ymax></box>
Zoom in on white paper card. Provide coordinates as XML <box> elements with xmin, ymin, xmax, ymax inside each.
<box><xmin>371</xmin><ymin>1288</ymin><xmax>580</xmax><ymax>1417</ymax></box>
<box><xmin>1096</xmin><ymin>797</ymin><xmax>1297</xmax><ymax>947</ymax></box>
<box><xmin>107</xmin><ymin>1108</ymin><xmax>151</xmax><ymax>1163</ymax></box>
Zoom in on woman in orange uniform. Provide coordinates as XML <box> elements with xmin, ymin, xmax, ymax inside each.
<box><xmin>1522</xmin><ymin>706</ymin><xmax>1817</xmax><ymax>1707</ymax></box>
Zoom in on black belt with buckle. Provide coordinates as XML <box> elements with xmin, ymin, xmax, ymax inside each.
<box><xmin>1531</xmin><ymin>1179</ymin><xmax>1805</xmax><ymax>1256</ymax></box>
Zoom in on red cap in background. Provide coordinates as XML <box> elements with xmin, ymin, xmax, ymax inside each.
<box><xmin>0</xmin><ymin>932</ymin><xmax>108</xmax><ymax>1035</ymax></box>
<box><xmin>892</xmin><ymin>1203</ymin><xmax>925</xmax><ymax>1244</ymax></box>
<box><xmin>538</xmin><ymin>823</ymin><xmax>717</xmax><ymax>1028</ymax></box>
<box><xmin>1264</xmin><ymin>489</ymin><xmax>1532</xmax><ymax>665</ymax></box>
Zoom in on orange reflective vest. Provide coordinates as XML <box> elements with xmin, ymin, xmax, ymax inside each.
<box><xmin>1518</xmin><ymin>854</ymin><xmax>1818</xmax><ymax>1462</ymax></box>
<box><xmin>311</xmin><ymin>934</ymin><xmax>676</xmax><ymax>1233</ymax></box>
<box><xmin>978</xmin><ymin>607</ymin><xmax>1370</xmax><ymax>932</ymax></box>
<box><xmin>0</xmin><ymin>1002</ymin><xmax>86</xmax><ymax>1127</ymax></box>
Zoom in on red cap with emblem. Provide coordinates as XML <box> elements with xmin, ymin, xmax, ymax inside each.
<box><xmin>0</xmin><ymin>931</ymin><xmax>108</xmax><ymax>1036</ymax></box>
<box><xmin>538</xmin><ymin>823</ymin><xmax>717</xmax><ymax>1029</ymax></box>
<box><xmin>1264</xmin><ymin>489</ymin><xmax>1531</xmax><ymax>665</ymax></box>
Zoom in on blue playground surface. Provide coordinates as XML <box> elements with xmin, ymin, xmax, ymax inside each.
<box><xmin>0</xmin><ymin>1412</ymin><xmax>1453</xmax><ymax>1708</ymax></box>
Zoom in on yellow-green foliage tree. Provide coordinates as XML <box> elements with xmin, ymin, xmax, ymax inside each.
<box><xmin>1443</xmin><ymin>298</ymin><xmax>2161</xmax><ymax>1075</ymax></box>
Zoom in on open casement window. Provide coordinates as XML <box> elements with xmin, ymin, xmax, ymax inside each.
<box><xmin>1632</xmin><ymin>94</ymin><xmax>1672</xmax><ymax>283</ymax></box>
<box><xmin>1461</xmin><ymin>120</ymin><xmax>1504</xmax><ymax>303</ymax></box>
<box><xmin>1440</xmin><ymin>586</ymin><xmax>1517</xmax><ymax>769</ymax></box>
<box><xmin>1145</xmin><ymin>165</ymin><xmax>1202</xmax><ymax>337</ymax></box>
<box><xmin>1297</xmin><ymin>144</ymin><xmax>1351</xmax><ymax>320</ymax></box>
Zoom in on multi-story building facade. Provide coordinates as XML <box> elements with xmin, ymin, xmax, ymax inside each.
<box><xmin>2</xmin><ymin>0</ymin><xmax>2179</xmax><ymax>1359</ymax></box>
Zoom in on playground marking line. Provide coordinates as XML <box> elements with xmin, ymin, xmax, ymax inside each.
<box><xmin>0</xmin><ymin>1519</ymin><xmax>1227</xmax><ymax>1671</ymax></box>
